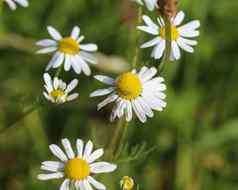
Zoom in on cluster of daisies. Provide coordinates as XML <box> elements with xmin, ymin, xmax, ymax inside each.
<box><xmin>6</xmin><ymin>1</ymin><xmax>200</xmax><ymax>190</ymax></box>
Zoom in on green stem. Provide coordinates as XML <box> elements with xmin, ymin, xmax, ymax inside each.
<box><xmin>159</xmin><ymin>17</ymin><xmax>172</xmax><ymax>73</ymax></box>
<box><xmin>132</xmin><ymin>6</ymin><xmax>142</xmax><ymax>69</ymax></box>
<box><xmin>54</xmin><ymin>65</ymin><xmax>63</xmax><ymax>78</ymax></box>
<box><xmin>0</xmin><ymin>101</ymin><xmax>42</xmax><ymax>135</ymax></box>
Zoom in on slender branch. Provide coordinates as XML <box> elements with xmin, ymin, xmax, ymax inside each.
<box><xmin>132</xmin><ymin>6</ymin><xmax>142</xmax><ymax>69</ymax></box>
<box><xmin>159</xmin><ymin>17</ymin><xmax>171</xmax><ymax>73</ymax></box>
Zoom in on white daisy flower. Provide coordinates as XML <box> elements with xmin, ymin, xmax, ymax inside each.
<box><xmin>38</xmin><ymin>138</ymin><xmax>117</xmax><ymax>190</ymax></box>
<box><xmin>43</xmin><ymin>73</ymin><xmax>79</xmax><ymax>104</ymax></box>
<box><xmin>131</xmin><ymin>0</ymin><xmax>158</xmax><ymax>11</ymax></box>
<box><xmin>36</xmin><ymin>26</ymin><xmax>98</xmax><ymax>76</ymax></box>
<box><xmin>137</xmin><ymin>11</ymin><xmax>200</xmax><ymax>60</ymax></box>
<box><xmin>4</xmin><ymin>0</ymin><xmax>29</xmax><ymax>10</ymax></box>
<box><xmin>90</xmin><ymin>66</ymin><xmax>166</xmax><ymax>123</ymax></box>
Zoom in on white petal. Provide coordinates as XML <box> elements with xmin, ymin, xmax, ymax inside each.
<box><xmin>179</xmin><ymin>29</ymin><xmax>200</xmax><ymax>38</ymax></box>
<box><xmin>140</xmin><ymin>67</ymin><xmax>157</xmax><ymax>82</ymax></box>
<box><xmin>97</xmin><ymin>94</ymin><xmax>118</xmax><ymax>110</ymax></box>
<box><xmin>45</xmin><ymin>52</ymin><xmax>61</xmax><ymax>71</ymax></box>
<box><xmin>138</xmin><ymin>97</ymin><xmax>154</xmax><ymax>118</ymax></box>
<box><xmin>83</xmin><ymin>180</ymin><xmax>93</xmax><ymax>190</ymax></box>
<box><xmin>75</xmin><ymin>55</ymin><xmax>91</xmax><ymax>75</ymax></box>
<box><xmin>52</xmin><ymin>53</ymin><xmax>64</xmax><ymax>68</ymax></box>
<box><xmin>142</xmin><ymin>15</ymin><xmax>158</xmax><ymax>30</ymax></box>
<box><xmin>153</xmin><ymin>40</ymin><xmax>165</xmax><ymax>59</ymax></box>
<box><xmin>60</xmin><ymin>179</ymin><xmax>70</xmax><ymax>190</ymax></box>
<box><xmin>67</xmin><ymin>93</ymin><xmax>79</xmax><ymax>101</ymax></box>
<box><xmin>179</xmin><ymin>20</ymin><xmax>200</xmax><ymax>31</ymax></box>
<box><xmin>79</xmin><ymin>52</ymin><xmax>97</xmax><ymax>65</ymax></box>
<box><xmin>137</xmin><ymin>26</ymin><xmax>159</xmax><ymax>35</ymax></box>
<box><xmin>62</xmin><ymin>138</ymin><xmax>75</xmax><ymax>159</ymax></box>
<box><xmin>177</xmin><ymin>38</ymin><xmax>194</xmax><ymax>53</ymax></box>
<box><xmin>178</xmin><ymin>37</ymin><xmax>197</xmax><ymax>46</ymax></box>
<box><xmin>173</xmin><ymin>11</ymin><xmax>185</xmax><ymax>26</ymax></box>
<box><xmin>76</xmin><ymin>139</ymin><xmax>84</xmax><ymax>158</ymax></box>
<box><xmin>53</xmin><ymin>77</ymin><xmax>59</xmax><ymax>89</ymax></box>
<box><xmin>83</xmin><ymin>140</ymin><xmax>93</xmax><ymax>160</ymax></box>
<box><xmin>94</xmin><ymin>75</ymin><xmax>115</xmax><ymax>85</ymax></box>
<box><xmin>65</xmin><ymin>79</ymin><xmax>78</xmax><ymax>93</ymax></box>
<box><xmin>171</xmin><ymin>41</ymin><xmax>181</xmax><ymax>60</ymax></box>
<box><xmin>90</xmin><ymin>87</ymin><xmax>114</xmax><ymax>97</ymax></box>
<box><xmin>47</xmin><ymin>26</ymin><xmax>62</xmax><ymax>41</ymax></box>
<box><xmin>87</xmin><ymin>149</ymin><xmax>104</xmax><ymax>163</ymax></box>
<box><xmin>49</xmin><ymin>144</ymin><xmax>68</xmax><ymax>162</ymax></box>
<box><xmin>90</xmin><ymin>162</ymin><xmax>117</xmax><ymax>174</ymax></box>
<box><xmin>87</xmin><ymin>176</ymin><xmax>106</xmax><ymax>190</ymax></box>
<box><xmin>43</xmin><ymin>73</ymin><xmax>53</xmax><ymax>91</ymax></box>
<box><xmin>15</xmin><ymin>0</ymin><xmax>28</xmax><ymax>7</ymax></box>
<box><xmin>125</xmin><ymin>101</ymin><xmax>133</xmax><ymax>122</ymax></box>
<box><xmin>37</xmin><ymin>172</ymin><xmax>64</xmax><ymax>180</ymax></box>
<box><xmin>71</xmin><ymin>56</ymin><xmax>82</xmax><ymax>74</ymax></box>
<box><xmin>140</xmin><ymin>36</ymin><xmax>161</xmax><ymax>48</ymax></box>
<box><xmin>5</xmin><ymin>0</ymin><xmax>17</xmax><ymax>10</ymax></box>
<box><xmin>80</xmin><ymin>44</ymin><xmax>98</xmax><ymax>52</ymax></box>
<box><xmin>71</xmin><ymin>26</ymin><xmax>80</xmax><ymax>40</ymax></box>
<box><xmin>36</xmin><ymin>39</ymin><xmax>57</xmax><ymax>47</ymax></box>
<box><xmin>132</xmin><ymin>100</ymin><xmax>147</xmax><ymax>123</ymax></box>
<box><xmin>64</xmin><ymin>54</ymin><xmax>72</xmax><ymax>71</ymax></box>
<box><xmin>41</xmin><ymin>161</ymin><xmax>64</xmax><ymax>172</ymax></box>
<box><xmin>37</xmin><ymin>47</ymin><xmax>57</xmax><ymax>54</ymax></box>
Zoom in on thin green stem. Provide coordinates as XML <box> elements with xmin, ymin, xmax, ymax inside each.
<box><xmin>159</xmin><ymin>17</ymin><xmax>172</xmax><ymax>73</ymax></box>
<box><xmin>54</xmin><ymin>65</ymin><xmax>63</xmax><ymax>78</ymax></box>
<box><xmin>132</xmin><ymin>6</ymin><xmax>142</xmax><ymax>69</ymax></box>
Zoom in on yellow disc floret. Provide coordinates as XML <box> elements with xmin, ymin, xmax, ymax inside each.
<box><xmin>64</xmin><ymin>158</ymin><xmax>90</xmax><ymax>180</ymax></box>
<box><xmin>59</xmin><ymin>37</ymin><xmax>80</xmax><ymax>54</ymax></box>
<box><xmin>50</xmin><ymin>90</ymin><xmax>65</xmax><ymax>99</ymax></box>
<box><xmin>116</xmin><ymin>72</ymin><xmax>142</xmax><ymax>100</ymax></box>
<box><xmin>160</xmin><ymin>25</ymin><xmax>179</xmax><ymax>41</ymax></box>
<box><xmin>120</xmin><ymin>176</ymin><xmax>134</xmax><ymax>190</ymax></box>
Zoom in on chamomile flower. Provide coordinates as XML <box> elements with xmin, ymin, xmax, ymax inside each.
<box><xmin>43</xmin><ymin>73</ymin><xmax>79</xmax><ymax>104</ymax></box>
<box><xmin>4</xmin><ymin>0</ymin><xmax>29</xmax><ymax>10</ymax></box>
<box><xmin>131</xmin><ymin>0</ymin><xmax>158</xmax><ymax>11</ymax></box>
<box><xmin>137</xmin><ymin>11</ymin><xmax>200</xmax><ymax>60</ymax></box>
<box><xmin>36</xmin><ymin>26</ymin><xmax>98</xmax><ymax>76</ymax></box>
<box><xmin>120</xmin><ymin>176</ymin><xmax>134</xmax><ymax>190</ymax></box>
<box><xmin>90</xmin><ymin>66</ymin><xmax>166</xmax><ymax>123</ymax></box>
<box><xmin>37</xmin><ymin>138</ymin><xmax>117</xmax><ymax>190</ymax></box>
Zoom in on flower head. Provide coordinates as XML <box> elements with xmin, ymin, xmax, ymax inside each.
<box><xmin>90</xmin><ymin>66</ymin><xmax>166</xmax><ymax>123</ymax></box>
<box><xmin>36</xmin><ymin>26</ymin><xmax>98</xmax><ymax>76</ymax></box>
<box><xmin>120</xmin><ymin>176</ymin><xmax>134</xmax><ymax>190</ymax></box>
<box><xmin>137</xmin><ymin>11</ymin><xmax>200</xmax><ymax>60</ymax></box>
<box><xmin>131</xmin><ymin>0</ymin><xmax>158</xmax><ymax>11</ymax></box>
<box><xmin>38</xmin><ymin>138</ymin><xmax>117</xmax><ymax>190</ymax></box>
<box><xmin>43</xmin><ymin>73</ymin><xmax>79</xmax><ymax>104</ymax></box>
<box><xmin>4</xmin><ymin>0</ymin><xmax>29</xmax><ymax>10</ymax></box>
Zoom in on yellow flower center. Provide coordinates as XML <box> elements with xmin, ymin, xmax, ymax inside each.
<box><xmin>120</xmin><ymin>176</ymin><xmax>134</xmax><ymax>190</ymax></box>
<box><xmin>116</xmin><ymin>72</ymin><xmax>142</xmax><ymax>100</ymax></box>
<box><xmin>64</xmin><ymin>158</ymin><xmax>90</xmax><ymax>180</ymax></box>
<box><xmin>50</xmin><ymin>90</ymin><xmax>65</xmax><ymax>99</ymax></box>
<box><xmin>160</xmin><ymin>25</ymin><xmax>179</xmax><ymax>40</ymax></box>
<box><xmin>58</xmin><ymin>37</ymin><xmax>80</xmax><ymax>54</ymax></box>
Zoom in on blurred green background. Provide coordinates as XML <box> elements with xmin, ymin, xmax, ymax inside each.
<box><xmin>0</xmin><ymin>0</ymin><xmax>238</xmax><ymax>190</ymax></box>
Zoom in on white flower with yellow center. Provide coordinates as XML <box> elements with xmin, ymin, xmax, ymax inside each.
<box><xmin>131</xmin><ymin>0</ymin><xmax>158</xmax><ymax>11</ymax></box>
<box><xmin>137</xmin><ymin>11</ymin><xmax>200</xmax><ymax>60</ymax></box>
<box><xmin>38</xmin><ymin>138</ymin><xmax>117</xmax><ymax>190</ymax></box>
<box><xmin>36</xmin><ymin>26</ymin><xmax>98</xmax><ymax>76</ymax></box>
<box><xmin>90</xmin><ymin>67</ymin><xmax>166</xmax><ymax>123</ymax></box>
<box><xmin>43</xmin><ymin>73</ymin><xmax>79</xmax><ymax>104</ymax></box>
<box><xmin>4</xmin><ymin>0</ymin><xmax>28</xmax><ymax>10</ymax></box>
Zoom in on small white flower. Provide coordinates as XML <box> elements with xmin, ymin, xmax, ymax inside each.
<box><xmin>137</xmin><ymin>11</ymin><xmax>200</xmax><ymax>60</ymax></box>
<box><xmin>90</xmin><ymin>67</ymin><xmax>166</xmax><ymax>123</ymax></box>
<box><xmin>43</xmin><ymin>73</ymin><xmax>79</xmax><ymax>104</ymax></box>
<box><xmin>131</xmin><ymin>0</ymin><xmax>158</xmax><ymax>11</ymax></box>
<box><xmin>4</xmin><ymin>0</ymin><xmax>29</xmax><ymax>10</ymax></box>
<box><xmin>38</xmin><ymin>138</ymin><xmax>117</xmax><ymax>190</ymax></box>
<box><xmin>36</xmin><ymin>26</ymin><xmax>98</xmax><ymax>76</ymax></box>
